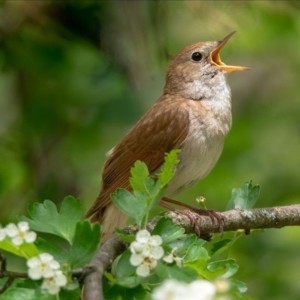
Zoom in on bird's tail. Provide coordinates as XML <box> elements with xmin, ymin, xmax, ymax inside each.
<box><xmin>86</xmin><ymin>198</ymin><xmax>128</xmax><ymax>243</ymax></box>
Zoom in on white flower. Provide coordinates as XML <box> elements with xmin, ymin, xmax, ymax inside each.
<box><xmin>136</xmin><ymin>256</ymin><xmax>158</xmax><ymax>277</ymax></box>
<box><xmin>129</xmin><ymin>229</ymin><xmax>164</xmax><ymax>277</ymax></box>
<box><xmin>0</xmin><ymin>226</ymin><xmax>6</xmax><ymax>241</ymax></box>
<box><xmin>5</xmin><ymin>222</ymin><xmax>37</xmax><ymax>246</ymax></box>
<box><xmin>27</xmin><ymin>253</ymin><xmax>60</xmax><ymax>280</ymax></box>
<box><xmin>27</xmin><ymin>253</ymin><xmax>67</xmax><ymax>294</ymax></box>
<box><xmin>41</xmin><ymin>270</ymin><xmax>67</xmax><ymax>295</ymax></box>
<box><xmin>136</xmin><ymin>229</ymin><xmax>151</xmax><ymax>243</ymax></box>
<box><xmin>152</xmin><ymin>279</ymin><xmax>217</xmax><ymax>300</ymax></box>
<box><xmin>152</xmin><ymin>279</ymin><xmax>187</xmax><ymax>300</ymax></box>
<box><xmin>163</xmin><ymin>249</ymin><xmax>183</xmax><ymax>267</ymax></box>
<box><xmin>187</xmin><ymin>280</ymin><xmax>216</xmax><ymax>300</ymax></box>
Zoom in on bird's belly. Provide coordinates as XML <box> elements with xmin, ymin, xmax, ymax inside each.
<box><xmin>165</xmin><ymin>122</ymin><xmax>225</xmax><ymax>195</ymax></box>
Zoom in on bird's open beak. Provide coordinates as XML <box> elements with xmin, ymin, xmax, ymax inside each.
<box><xmin>210</xmin><ymin>31</ymin><xmax>249</xmax><ymax>72</ymax></box>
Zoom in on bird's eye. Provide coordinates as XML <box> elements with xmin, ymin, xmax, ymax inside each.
<box><xmin>191</xmin><ymin>51</ymin><xmax>202</xmax><ymax>62</ymax></box>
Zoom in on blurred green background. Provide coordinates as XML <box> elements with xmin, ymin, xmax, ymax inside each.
<box><xmin>0</xmin><ymin>0</ymin><xmax>300</xmax><ymax>299</ymax></box>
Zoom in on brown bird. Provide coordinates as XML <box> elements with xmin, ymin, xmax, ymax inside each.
<box><xmin>86</xmin><ymin>32</ymin><xmax>248</xmax><ymax>241</ymax></box>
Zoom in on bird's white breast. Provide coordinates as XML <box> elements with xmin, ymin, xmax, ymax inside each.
<box><xmin>166</xmin><ymin>76</ymin><xmax>232</xmax><ymax>195</ymax></box>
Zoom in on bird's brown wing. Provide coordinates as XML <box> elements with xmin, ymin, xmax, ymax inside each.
<box><xmin>86</xmin><ymin>98</ymin><xmax>190</xmax><ymax>220</ymax></box>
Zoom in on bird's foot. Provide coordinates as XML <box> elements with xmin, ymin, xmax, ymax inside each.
<box><xmin>179</xmin><ymin>209</ymin><xmax>224</xmax><ymax>240</ymax></box>
<box><xmin>161</xmin><ymin>197</ymin><xmax>225</xmax><ymax>238</ymax></box>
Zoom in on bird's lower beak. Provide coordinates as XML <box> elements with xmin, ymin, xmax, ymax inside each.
<box><xmin>210</xmin><ymin>31</ymin><xmax>249</xmax><ymax>72</ymax></box>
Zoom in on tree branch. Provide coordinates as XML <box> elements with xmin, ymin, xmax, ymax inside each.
<box><xmin>82</xmin><ymin>204</ymin><xmax>300</xmax><ymax>300</ymax></box>
<box><xmin>83</xmin><ymin>234</ymin><xmax>126</xmax><ymax>300</ymax></box>
<box><xmin>167</xmin><ymin>204</ymin><xmax>300</xmax><ymax>234</ymax></box>
<box><xmin>1</xmin><ymin>205</ymin><xmax>299</xmax><ymax>298</ymax></box>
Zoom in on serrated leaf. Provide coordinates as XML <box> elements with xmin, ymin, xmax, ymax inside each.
<box><xmin>129</xmin><ymin>161</ymin><xmax>149</xmax><ymax>192</ymax></box>
<box><xmin>67</xmin><ymin>221</ymin><xmax>101</xmax><ymax>268</ymax></box>
<box><xmin>20</xmin><ymin>196</ymin><xmax>82</xmax><ymax>244</ymax></box>
<box><xmin>207</xmin><ymin>259</ymin><xmax>239</xmax><ymax>278</ymax></box>
<box><xmin>35</xmin><ymin>222</ymin><xmax>100</xmax><ymax>268</ymax></box>
<box><xmin>157</xmin><ymin>149</ymin><xmax>181</xmax><ymax>188</ymax></box>
<box><xmin>152</xmin><ymin>218</ymin><xmax>185</xmax><ymax>243</ymax></box>
<box><xmin>111</xmin><ymin>189</ymin><xmax>147</xmax><ymax>226</ymax></box>
<box><xmin>227</xmin><ymin>181</ymin><xmax>260</xmax><ymax>209</ymax></box>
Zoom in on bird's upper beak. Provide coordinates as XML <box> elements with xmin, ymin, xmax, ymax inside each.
<box><xmin>210</xmin><ymin>31</ymin><xmax>249</xmax><ymax>72</ymax></box>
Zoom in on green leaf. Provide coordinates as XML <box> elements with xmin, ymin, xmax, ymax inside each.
<box><xmin>111</xmin><ymin>189</ymin><xmax>147</xmax><ymax>226</ymax></box>
<box><xmin>129</xmin><ymin>161</ymin><xmax>149</xmax><ymax>192</ymax></box>
<box><xmin>20</xmin><ymin>196</ymin><xmax>82</xmax><ymax>244</ymax></box>
<box><xmin>35</xmin><ymin>238</ymin><xmax>68</xmax><ymax>264</ymax></box>
<box><xmin>227</xmin><ymin>181</ymin><xmax>260</xmax><ymax>209</ymax></box>
<box><xmin>115</xmin><ymin>229</ymin><xmax>135</xmax><ymax>244</ymax></box>
<box><xmin>210</xmin><ymin>233</ymin><xmax>243</xmax><ymax>260</ymax></box>
<box><xmin>184</xmin><ymin>240</ymin><xmax>210</xmax><ymax>263</ymax></box>
<box><xmin>210</xmin><ymin>239</ymin><xmax>233</xmax><ymax>259</ymax></box>
<box><xmin>115</xmin><ymin>276</ymin><xmax>142</xmax><ymax>288</ymax></box>
<box><xmin>112</xmin><ymin>250</ymin><xmax>136</xmax><ymax>279</ymax></box>
<box><xmin>155</xmin><ymin>262</ymin><xmax>198</xmax><ymax>282</ymax></box>
<box><xmin>67</xmin><ymin>221</ymin><xmax>101</xmax><ymax>268</ymax></box>
<box><xmin>156</xmin><ymin>149</ymin><xmax>181</xmax><ymax>188</ymax></box>
<box><xmin>152</xmin><ymin>217</ymin><xmax>185</xmax><ymax>243</ymax></box>
<box><xmin>231</xmin><ymin>279</ymin><xmax>248</xmax><ymax>293</ymax></box>
<box><xmin>35</xmin><ymin>222</ymin><xmax>100</xmax><ymax>268</ymax></box>
<box><xmin>0</xmin><ymin>279</ymin><xmax>54</xmax><ymax>300</ymax></box>
<box><xmin>0</xmin><ymin>240</ymin><xmax>39</xmax><ymax>259</ymax></box>
<box><xmin>168</xmin><ymin>234</ymin><xmax>199</xmax><ymax>256</ymax></box>
<box><xmin>207</xmin><ymin>259</ymin><xmax>239</xmax><ymax>279</ymax></box>
<box><xmin>104</xmin><ymin>284</ymin><xmax>147</xmax><ymax>300</ymax></box>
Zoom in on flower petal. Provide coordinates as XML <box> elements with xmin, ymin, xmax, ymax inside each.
<box><xmin>136</xmin><ymin>229</ymin><xmax>151</xmax><ymax>243</ymax></box>
<box><xmin>136</xmin><ymin>263</ymin><xmax>150</xmax><ymax>277</ymax></box>
<box><xmin>24</xmin><ymin>231</ymin><xmax>37</xmax><ymax>243</ymax></box>
<box><xmin>150</xmin><ymin>246</ymin><xmax>164</xmax><ymax>260</ymax></box>
<box><xmin>130</xmin><ymin>253</ymin><xmax>143</xmax><ymax>266</ymax></box>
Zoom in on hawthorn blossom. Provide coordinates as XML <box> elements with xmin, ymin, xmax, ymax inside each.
<box><xmin>27</xmin><ymin>253</ymin><xmax>67</xmax><ymax>294</ymax></box>
<box><xmin>188</xmin><ymin>280</ymin><xmax>216</xmax><ymax>300</ymax></box>
<box><xmin>41</xmin><ymin>270</ymin><xmax>67</xmax><ymax>295</ymax></box>
<box><xmin>152</xmin><ymin>279</ymin><xmax>187</xmax><ymax>300</ymax></box>
<box><xmin>5</xmin><ymin>221</ymin><xmax>36</xmax><ymax>246</ymax></box>
<box><xmin>129</xmin><ymin>229</ymin><xmax>164</xmax><ymax>277</ymax></box>
<box><xmin>152</xmin><ymin>279</ymin><xmax>217</xmax><ymax>300</ymax></box>
<box><xmin>163</xmin><ymin>248</ymin><xmax>183</xmax><ymax>267</ymax></box>
<box><xmin>27</xmin><ymin>253</ymin><xmax>60</xmax><ymax>280</ymax></box>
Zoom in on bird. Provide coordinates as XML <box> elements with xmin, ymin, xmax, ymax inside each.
<box><xmin>86</xmin><ymin>32</ymin><xmax>248</xmax><ymax>242</ymax></box>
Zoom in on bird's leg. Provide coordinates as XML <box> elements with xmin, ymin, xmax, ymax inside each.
<box><xmin>159</xmin><ymin>200</ymin><xmax>176</xmax><ymax>211</ymax></box>
<box><xmin>160</xmin><ymin>197</ymin><xmax>225</xmax><ymax>234</ymax></box>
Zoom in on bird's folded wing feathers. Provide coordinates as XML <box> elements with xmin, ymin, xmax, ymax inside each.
<box><xmin>86</xmin><ymin>99</ymin><xmax>190</xmax><ymax>218</ymax></box>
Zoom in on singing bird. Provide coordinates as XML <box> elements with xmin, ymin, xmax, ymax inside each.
<box><xmin>86</xmin><ymin>32</ymin><xmax>248</xmax><ymax>241</ymax></box>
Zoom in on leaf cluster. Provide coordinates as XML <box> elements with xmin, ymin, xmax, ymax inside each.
<box><xmin>0</xmin><ymin>196</ymin><xmax>100</xmax><ymax>299</ymax></box>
